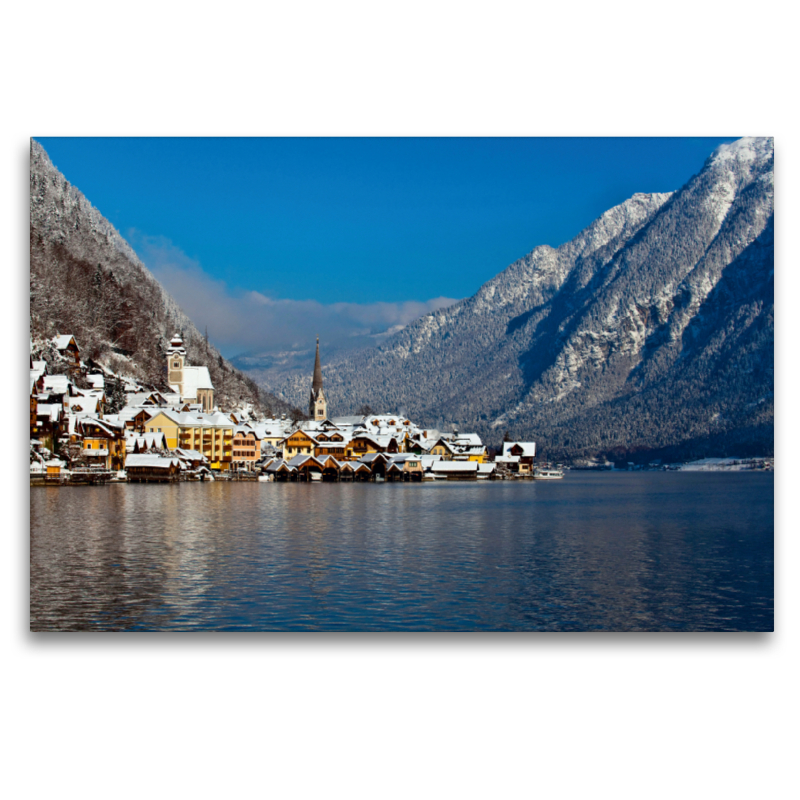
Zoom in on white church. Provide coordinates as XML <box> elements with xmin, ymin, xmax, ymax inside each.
<box><xmin>166</xmin><ymin>334</ymin><xmax>214</xmax><ymax>413</ymax></box>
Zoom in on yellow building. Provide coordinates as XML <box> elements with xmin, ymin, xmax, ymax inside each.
<box><xmin>146</xmin><ymin>410</ymin><xmax>234</xmax><ymax>470</ymax></box>
<box><xmin>282</xmin><ymin>429</ymin><xmax>317</xmax><ymax>460</ymax></box>
<box><xmin>81</xmin><ymin>418</ymin><xmax>127</xmax><ymax>470</ymax></box>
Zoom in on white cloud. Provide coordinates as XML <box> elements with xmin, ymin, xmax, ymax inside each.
<box><xmin>130</xmin><ymin>232</ymin><xmax>459</xmax><ymax>358</ymax></box>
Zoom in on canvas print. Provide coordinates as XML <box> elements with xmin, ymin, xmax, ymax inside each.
<box><xmin>29</xmin><ymin>137</ymin><xmax>774</xmax><ymax>631</ymax></box>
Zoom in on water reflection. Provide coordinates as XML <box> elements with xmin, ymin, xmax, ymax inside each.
<box><xmin>30</xmin><ymin>474</ymin><xmax>773</xmax><ymax>631</ymax></box>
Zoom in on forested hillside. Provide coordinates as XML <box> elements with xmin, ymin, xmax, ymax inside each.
<box><xmin>29</xmin><ymin>139</ymin><xmax>296</xmax><ymax>417</ymax></box>
<box><xmin>268</xmin><ymin>137</ymin><xmax>774</xmax><ymax>462</ymax></box>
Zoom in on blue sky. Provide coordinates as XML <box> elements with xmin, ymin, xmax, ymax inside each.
<box><xmin>35</xmin><ymin>136</ymin><xmax>738</xmax><ymax>358</ymax></box>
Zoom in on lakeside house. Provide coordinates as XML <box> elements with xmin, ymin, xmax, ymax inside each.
<box><xmin>29</xmin><ymin>334</ymin><xmax>513</xmax><ymax>483</ymax></box>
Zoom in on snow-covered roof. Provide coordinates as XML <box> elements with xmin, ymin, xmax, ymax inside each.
<box><xmin>37</xmin><ymin>403</ymin><xmax>62</xmax><ymax>421</ymax></box>
<box><xmin>125</xmin><ymin>391</ymin><xmax>168</xmax><ymax>407</ymax></box>
<box><xmin>358</xmin><ymin>452</ymin><xmax>389</xmax><ymax>464</ymax></box>
<box><xmin>174</xmin><ymin>448</ymin><xmax>208</xmax><ymax>462</ymax></box>
<box><xmin>503</xmin><ymin>442</ymin><xmax>536</xmax><ymax>458</ymax></box>
<box><xmin>286</xmin><ymin>454</ymin><xmax>322</xmax><ymax>468</ymax></box>
<box><xmin>125</xmin><ymin>454</ymin><xmax>180</xmax><ymax>469</ymax></box>
<box><xmin>30</xmin><ymin>362</ymin><xmax>47</xmax><ymax>389</ymax></box>
<box><xmin>70</xmin><ymin>395</ymin><xmax>99</xmax><ymax>415</ymax></box>
<box><xmin>266</xmin><ymin>459</ymin><xmax>296</xmax><ymax>473</ymax></box>
<box><xmin>166</xmin><ymin>335</ymin><xmax>186</xmax><ymax>355</ymax></box>
<box><xmin>53</xmin><ymin>334</ymin><xmax>78</xmax><ymax>351</ymax></box>
<box><xmin>43</xmin><ymin>375</ymin><xmax>69</xmax><ymax>394</ymax></box>
<box><xmin>146</xmin><ymin>409</ymin><xmax>233</xmax><ymax>429</ymax></box>
<box><xmin>453</xmin><ymin>445</ymin><xmax>487</xmax><ymax>457</ymax></box>
<box><xmin>126</xmin><ymin>431</ymin><xmax>167</xmax><ymax>451</ymax></box>
<box><xmin>234</xmin><ymin>425</ymin><xmax>257</xmax><ymax>436</ymax></box>
<box><xmin>432</xmin><ymin>461</ymin><xmax>478</xmax><ymax>473</ymax></box>
<box><xmin>175</xmin><ymin>366</ymin><xmax>214</xmax><ymax>401</ymax></box>
<box><xmin>388</xmin><ymin>453</ymin><xmax>422</xmax><ymax>463</ymax></box>
<box><xmin>453</xmin><ymin>433</ymin><xmax>483</xmax><ymax>447</ymax></box>
<box><xmin>330</xmin><ymin>416</ymin><xmax>365</xmax><ymax>426</ymax></box>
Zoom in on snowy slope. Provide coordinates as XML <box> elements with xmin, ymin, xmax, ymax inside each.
<box><xmin>269</xmin><ymin>137</ymin><xmax>774</xmax><ymax>461</ymax></box>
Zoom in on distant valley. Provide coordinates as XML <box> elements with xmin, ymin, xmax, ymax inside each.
<box><xmin>254</xmin><ymin>137</ymin><xmax>774</xmax><ymax>463</ymax></box>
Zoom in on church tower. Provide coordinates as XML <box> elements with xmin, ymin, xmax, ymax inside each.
<box><xmin>166</xmin><ymin>334</ymin><xmax>186</xmax><ymax>396</ymax></box>
<box><xmin>309</xmin><ymin>337</ymin><xmax>327</xmax><ymax>420</ymax></box>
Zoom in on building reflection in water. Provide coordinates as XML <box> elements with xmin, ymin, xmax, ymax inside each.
<box><xmin>30</xmin><ymin>474</ymin><xmax>773</xmax><ymax>631</ymax></box>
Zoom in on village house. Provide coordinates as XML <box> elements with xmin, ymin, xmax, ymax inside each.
<box><xmin>493</xmin><ymin>441</ymin><xmax>536</xmax><ymax>476</ymax></box>
<box><xmin>282</xmin><ymin>428</ymin><xmax>317</xmax><ymax>460</ymax></box>
<box><xmin>232</xmin><ymin>426</ymin><xmax>259</xmax><ymax>470</ymax></box>
<box><xmin>80</xmin><ymin>417</ymin><xmax>127</xmax><ymax>470</ymax></box>
<box><xmin>30</xmin><ymin>331</ymin><xmax>501</xmax><ymax>484</ymax></box>
<box><xmin>145</xmin><ymin>409</ymin><xmax>235</xmax><ymax>471</ymax></box>
<box><xmin>125</xmin><ymin>454</ymin><xmax>182</xmax><ymax>482</ymax></box>
<box><xmin>52</xmin><ymin>334</ymin><xmax>81</xmax><ymax>375</ymax></box>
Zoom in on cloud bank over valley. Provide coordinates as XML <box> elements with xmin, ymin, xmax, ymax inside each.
<box><xmin>131</xmin><ymin>232</ymin><xmax>460</xmax><ymax>372</ymax></box>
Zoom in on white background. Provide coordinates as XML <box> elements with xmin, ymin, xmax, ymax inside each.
<box><xmin>5</xmin><ymin>2</ymin><xmax>796</xmax><ymax>798</ymax></box>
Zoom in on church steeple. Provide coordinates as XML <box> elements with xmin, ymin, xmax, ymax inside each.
<box><xmin>312</xmin><ymin>336</ymin><xmax>323</xmax><ymax>393</ymax></box>
<box><xmin>309</xmin><ymin>336</ymin><xmax>327</xmax><ymax>420</ymax></box>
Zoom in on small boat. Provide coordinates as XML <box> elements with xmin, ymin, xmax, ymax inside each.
<box><xmin>533</xmin><ymin>468</ymin><xmax>564</xmax><ymax>480</ymax></box>
<box><xmin>310</xmin><ymin>472</ymin><xmax>322</xmax><ymax>481</ymax></box>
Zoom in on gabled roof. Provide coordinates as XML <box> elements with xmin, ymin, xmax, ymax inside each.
<box><xmin>178</xmin><ymin>365</ymin><xmax>214</xmax><ymax>398</ymax></box>
<box><xmin>266</xmin><ymin>459</ymin><xmax>296</xmax><ymax>474</ymax></box>
<box><xmin>174</xmin><ymin>448</ymin><xmax>208</xmax><ymax>462</ymax></box>
<box><xmin>286</xmin><ymin>454</ymin><xmax>322</xmax><ymax>468</ymax></box>
<box><xmin>53</xmin><ymin>334</ymin><xmax>78</xmax><ymax>351</ymax></box>
<box><xmin>358</xmin><ymin>452</ymin><xmax>390</xmax><ymax>464</ymax></box>
<box><xmin>281</xmin><ymin>428</ymin><xmax>318</xmax><ymax>444</ymax></box>
<box><xmin>503</xmin><ymin>441</ymin><xmax>536</xmax><ymax>458</ymax></box>
<box><xmin>316</xmin><ymin>455</ymin><xmax>344</xmax><ymax>469</ymax></box>
<box><xmin>80</xmin><ymin>416</ymin><xmax>123</xmax><ymax>438</ymax></box>
<box><xmin>70</xmin><ymin>395</ymin><xmax>99</xmax><ymax>415</ymax></box>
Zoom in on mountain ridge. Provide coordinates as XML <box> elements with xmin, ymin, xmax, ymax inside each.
<box><xmin>266</xmin><ymin>137</ymin><xmax>773</xmax><ymax>462</ymax></box>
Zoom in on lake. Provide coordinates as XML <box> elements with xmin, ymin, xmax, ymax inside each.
<box><xmin>29</xmin><ymin>472</ymin><xmax>774</xmax><ymax>631</ymax></box>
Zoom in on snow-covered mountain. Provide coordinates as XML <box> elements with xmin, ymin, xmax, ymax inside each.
<box><xmin>270</xmin><ymin>137</ymin><xmax>774</xmax><ymax>462</ymax></box>
<box><xmin>29</xmin><ymin>139</ymin><xmax>296</xmax><ymax>416</ymax></box>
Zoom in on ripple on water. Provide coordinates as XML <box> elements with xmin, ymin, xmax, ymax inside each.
<box><xmin>30</xmin><ymin>474</ymin><xmax>773</xmax><ymax>631</ymax></box>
